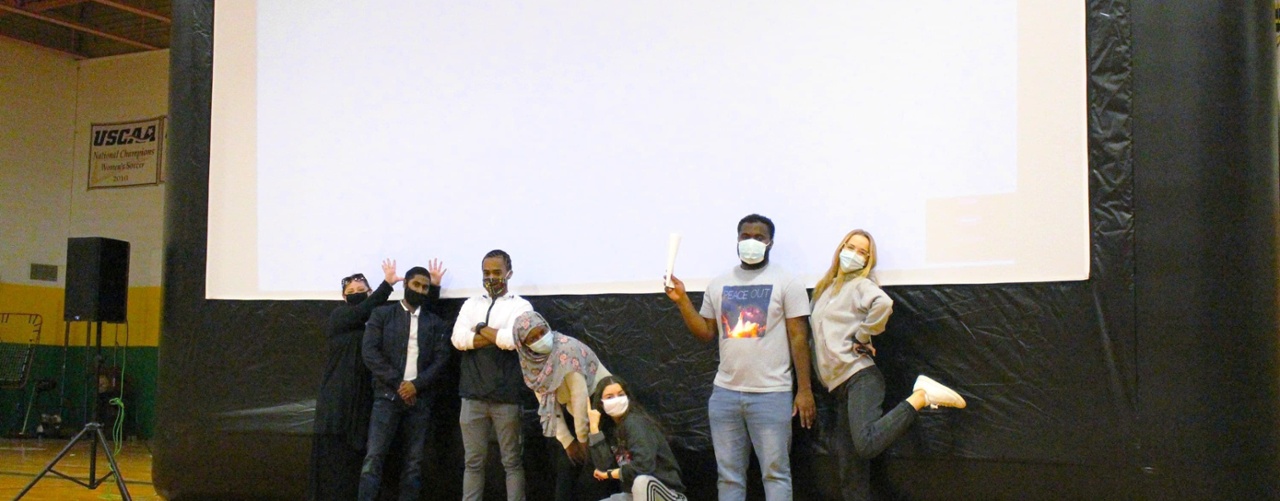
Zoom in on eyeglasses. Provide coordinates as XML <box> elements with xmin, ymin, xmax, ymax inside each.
<box><xmin>341</xmin><ymin>273</ymin><xmax>367</xmax><ymax>288</ymax></box>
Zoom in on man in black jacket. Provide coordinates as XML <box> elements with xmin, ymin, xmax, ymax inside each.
<box><xmin>358</xmin><ymin>266</ymin><xmax>452</xmax><ymax>501</ymax></box>
<box><xmin>312</xmin><ymin>259</ymin><xmax>442</xmax><ymax>501</ymax></box>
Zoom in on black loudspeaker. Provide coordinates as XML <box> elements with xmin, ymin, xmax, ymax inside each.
<box><xmin>64</xmin><ymin>237</ymin><xmax>130</xmax><ymax>323</ymax></box>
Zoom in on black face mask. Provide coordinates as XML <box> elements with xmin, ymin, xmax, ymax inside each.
<box><xmin>403</xmin><ymin>287</ymin><xmax>428</xmax><ymax>308</ymax></box>
<box><xmin>344</xmin><ymin>292</ymin><xmax>369</xmax><ymax>305</ymax></box>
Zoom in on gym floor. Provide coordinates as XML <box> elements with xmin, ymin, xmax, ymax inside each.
<box><xmin>0</xmin><ymin>438</ymin><xmax>161</xmax><ymax>500</ymax></box>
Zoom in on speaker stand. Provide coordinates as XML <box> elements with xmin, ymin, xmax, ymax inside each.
<box><xmin>13</xmin><ymin>321</ymin><xmax>131</xmax><ymax>501</ymax></box>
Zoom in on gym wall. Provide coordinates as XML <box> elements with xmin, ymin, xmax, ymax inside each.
<box><xmin>0</xmin><ymin>39</ymin><xmax>168</xmax><ymax>439</ymax></box>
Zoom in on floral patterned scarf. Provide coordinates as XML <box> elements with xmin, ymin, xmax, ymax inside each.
<box><xmin>514</xmin><ymin>311</ymin><xmax>604</xmax><ymax>437</ymax></box>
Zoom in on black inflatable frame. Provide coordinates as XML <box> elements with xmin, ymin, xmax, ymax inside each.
<box><xmin>156</xmin><ymin>1</ymin><xmax>1280</xmax><ymax>499</ymax></box>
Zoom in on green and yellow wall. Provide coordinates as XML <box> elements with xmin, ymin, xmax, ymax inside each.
<box><xmin>0</xmin><ymin>39</ymin><xmax>167</xmax><ymax>438</ymax></box>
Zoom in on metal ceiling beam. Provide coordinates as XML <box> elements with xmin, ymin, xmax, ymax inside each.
<box><xmin>91</xmin><ymin>0</ymin><xmax>169</xmax><ymax>24</ymax></box>
<box><xmin>0</xmin><ymin>2</ymin><xmax>157</xmax><ymax>49</ymax></box>
<box><xmin>20</xmin><ymin>0</ymin><xmax>89</xmax><ymax>11</ymax></box>
<box><xmin>0</xmin><ymin>32</ymin><xmax>85</xmax><ymax>58</ymax></box>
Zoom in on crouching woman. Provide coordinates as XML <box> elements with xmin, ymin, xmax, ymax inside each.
<box><xmin>587</xmin><ymin>375</ymin><xmax>687</xmax><ymax>501</ymax></box>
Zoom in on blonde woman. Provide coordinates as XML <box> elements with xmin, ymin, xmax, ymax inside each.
<box><xmin>809</xmin><ymin>229</ymin><xmax>966</xmax><ymax>501</ymax></box>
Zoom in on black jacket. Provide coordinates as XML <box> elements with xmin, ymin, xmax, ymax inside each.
<box><xmin>314</xmin><ymin>280</ymin><xmax>395</xmax><ymax>446</ymax></box>
<box><xmin>362</xmin><ymin>300</ymin><xmax>451</xmax><ymax>400</ymax></box>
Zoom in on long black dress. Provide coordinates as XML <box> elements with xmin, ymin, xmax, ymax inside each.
<box><xmin>309</xmin><ymin>280</ymin><xmax>433</xmax><ymax>501</ymax></box>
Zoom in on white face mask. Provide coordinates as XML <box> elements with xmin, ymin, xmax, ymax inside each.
<box><xmin>528</xmin><ymin>333</ymin><xmax>554</xmax><ymax>354</ymax></box>
<box><xmin>602</xmin><ymin>395</ymin><xmax>630</xmax><ymax>417</ymax></box>
<box><xmin>738</xmin><ymin>239</ymin><xmax>767</xmax><ymax>265</ymax></box>
<box><xmin>839</xmin><ymin>249</ymin><xmax>866</xmax><ymax>273</ymax></box>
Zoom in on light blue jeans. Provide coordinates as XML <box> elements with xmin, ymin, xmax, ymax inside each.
<box><xmin>708</xmin><ymin>386</ymin><xmax>793</xmax><ymax>501</ymax></box>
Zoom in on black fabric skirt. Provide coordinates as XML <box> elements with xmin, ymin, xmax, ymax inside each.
<box><xmin>308</xmin><ymin>433</ymin><xmax>364</xmax><ymax>501</ymax></box>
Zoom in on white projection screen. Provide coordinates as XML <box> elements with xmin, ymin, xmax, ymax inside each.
<box><xmin>209</xmin><ymin>1</ymin><xmax>1087</xmax><ymax>300</ymax></box>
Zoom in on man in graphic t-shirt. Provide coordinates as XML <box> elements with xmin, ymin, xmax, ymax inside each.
<box><xmin>664</xmin><ymin>213</ymin><xmax>815</xmax><ymax>501</ymax></box>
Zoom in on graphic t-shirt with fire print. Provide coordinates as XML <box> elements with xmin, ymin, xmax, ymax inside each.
<box><xmin>719</xmin><ymin>285</ymin><xmax>773</xmax><ymax>339</ymax></box>
<box><xmin>700</xmin><ymin>263</ymin><xmax>810</xmax><ymax>393</ymax></box>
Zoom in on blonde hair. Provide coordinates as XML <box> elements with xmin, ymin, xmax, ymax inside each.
<box><xmin>812</xmin><ymin>229</ymin><xmax>878</xmax><ymax>301</ymax></box>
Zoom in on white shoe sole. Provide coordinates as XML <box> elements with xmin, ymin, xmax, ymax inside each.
<box><xmin>914</xmin><ymin>375</ymin><xmax>967</xmax><ymax>409</ymax></box>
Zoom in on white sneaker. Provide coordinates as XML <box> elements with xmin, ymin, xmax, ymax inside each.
<box><xmin>913</xmin><ymin>375</ymin><xmax>967</xmax><ymax>409</ymax></box>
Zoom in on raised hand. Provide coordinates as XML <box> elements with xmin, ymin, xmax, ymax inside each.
<box><xmin>428</xmin><ymin>258</ymin><xmax>447</xmax><ymax>286</ymax></box>
<box><xmin>383</xmin><ymin>259</ymin><xmax>402</xmax><ymax>285</ymax></box>
<box><xmin>664</xmin><ymin>275</ymin><xmax>688</xmax><ymax>302</ymax></box>
<box><xmin>587</xmin><ymin>404</ymin><xmax>602</xmax><ymax>434</ymax></box>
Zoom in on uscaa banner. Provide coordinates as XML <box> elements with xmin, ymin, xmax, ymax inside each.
<box><xmin>88</xmin><ymin>116</ymin><xmax>165</xmax><ymax>189</ymax></box>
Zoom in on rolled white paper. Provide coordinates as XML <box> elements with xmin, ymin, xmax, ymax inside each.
<box><xmin>664</xmin><ymin>233</ymin><xmax>681</xmax><ymax>288</ymax></box>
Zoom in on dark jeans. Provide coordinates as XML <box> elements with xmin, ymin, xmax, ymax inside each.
<box><xmin>359</xmin><ymin>395</ymin><xmax>432</xmax><ymax>501</ymax></box>
<box><xmin>834</xmin><ymin>366</ymin><xmax>918</xmax><ymax>501</ymax></box>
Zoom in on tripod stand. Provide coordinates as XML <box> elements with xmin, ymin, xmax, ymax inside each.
<box><xmin>13</xmin><ymin>320</ymin><xmax>132</xmax><ymax>501</ymax></box>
